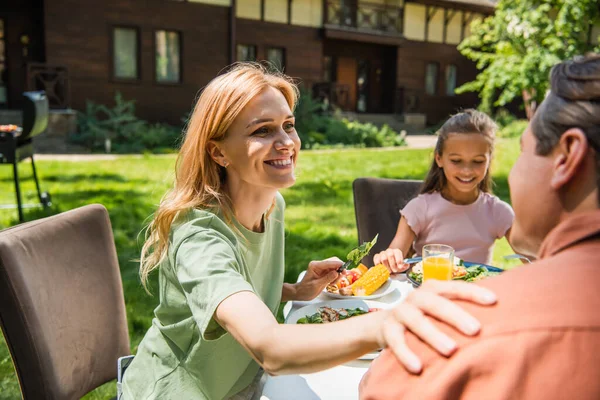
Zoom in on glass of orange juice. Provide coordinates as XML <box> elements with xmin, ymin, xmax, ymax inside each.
<box><xmin>422</xmin><ymin>244</ymin><xmax>454</xmax><ymax>282</ymax></box>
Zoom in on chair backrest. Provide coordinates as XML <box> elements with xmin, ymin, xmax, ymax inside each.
<box><xmin>353</xmin><ymin>178</ymin><xmax>423</xmax><ymax>266</ymax></box>
<box><xmin>0</xmin><ymin>204</ymin><xmax>130</xmax><ymax>400</ymax></box>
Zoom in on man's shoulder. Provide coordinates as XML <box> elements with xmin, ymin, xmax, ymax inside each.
<box><xmin>467</xmin><ymin>251</ymin><xmax>600</xmax><ymax>336</ymax></box>
<box><xmin>360</xmin><ymin>241</ymin><xmax>600</xmax><ymax>400</ymax></box>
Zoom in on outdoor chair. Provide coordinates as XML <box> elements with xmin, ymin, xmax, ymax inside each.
<box><xmin>352</xmin><ymin>178</ymin><xmax>422</xmax><ymax>266</ymax></box>
<box><xmin>0</xmin><ymin>204</ymin><xmax>130</xmax><ymax>400</ymax></box>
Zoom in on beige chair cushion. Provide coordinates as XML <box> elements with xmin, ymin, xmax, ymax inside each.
<box><xmin>0</xmin><ymin>204</ymin><xmax>130</xmax><ymax>399</ymax></box>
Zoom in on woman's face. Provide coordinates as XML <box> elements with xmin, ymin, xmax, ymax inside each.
<box><xmin>435</xmin><ymin>133</ymin><xmax>491</xmax><ymax>197</ymax></box>
<box><xmin>215</xmin><ymin>86</ymin><xmax>300</xmax><ymax>191</ymax></box>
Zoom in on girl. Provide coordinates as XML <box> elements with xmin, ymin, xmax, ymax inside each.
<box><xmin>121</xmin><ymin>65</ymin><xmax>497</xmax><ymax>400</ymax></box>
<box><xmin>374</xmin><ymin>110</ymin><xmax>514</xmax><ymax>273</ymax></box>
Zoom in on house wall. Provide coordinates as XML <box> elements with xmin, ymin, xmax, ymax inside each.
<box><xmin>291</xmin><ymin>0</ymin><xmax>322</xmax><ymax>27</ymax></box>
<box><xmin>238</xmin><ymin>0</ymin><xmax>261</xmax><ymax>19</ymax></box>
<box><xmin>44</xmin><ymin>0</ymin><xmax>230</xmax><ymax>124</ymax></box>
<box><xmin>396</xmin><ymin>40</ymin><xmax>479</xmax><ymax>124</ymax></box>
<box><xmin>190</xmin><ymin>0</ymin><xmax>231</xmax><ymax>7</ymax></box>
<box><xmin>265</xmin><ymin>0</ymin><xmax>288</xmax><ymax>23</ymax></box>
<box><xmin>404</xmin><ymin>4</ymin><xmax>426</xmax><ymax>41</ymax></box>
<box><xmin>428</xmin><ymin>8</ymin><xmax>444</xmax><ymax>43</ymax></box>
<box><xmin>42</xmin><ymin>0</ymin><xmax>490</xmax><ymax>125</ymax></box>
<box><xmin>446</xmin><ymin>10</ymin><xmax>461</xmax><ymax>45</ymax></box>
<box><xmin>236</xmin><ymin>19</ymin><xmax>323</xmax><ymax>86</ymax></box>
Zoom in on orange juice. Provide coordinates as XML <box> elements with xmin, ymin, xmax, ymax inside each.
<box><xmin>423</xmin><ymin>256</ymin><xmax>453</xmax><ymax>281</ymax></box>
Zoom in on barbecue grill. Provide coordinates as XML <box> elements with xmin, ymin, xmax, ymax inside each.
<box><xmin>0</xmin><ymin>91</ymin><xmax>52</xmax><ymax>222</ymax></box>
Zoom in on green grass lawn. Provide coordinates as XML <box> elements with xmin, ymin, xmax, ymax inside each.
<box><xmin>0</xmin><ymin>139</ymin><xmax>520</xmax><ymax>399</ymax></box>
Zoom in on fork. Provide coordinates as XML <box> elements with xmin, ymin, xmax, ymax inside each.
<box><xmin>337</xmin><ymin>259</ymin><xmax>354</xmax><ymax>273</ymax></box>
<box><xmin>503</xmin><ymin>254</ymin><xmax>533</xmax><ymax>264</ymax></box>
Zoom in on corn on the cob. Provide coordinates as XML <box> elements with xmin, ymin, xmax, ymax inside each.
<box><xmin>356</xmin><ymin>263</ymin><xmax>369</xmax><ymax>275</ymax></box>
<box><xmin>351</xmin><ymin>264</ymin><xmax>390</xmax><ymax>296</ymax></box>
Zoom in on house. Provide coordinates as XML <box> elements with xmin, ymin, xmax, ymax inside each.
<box><xmin>1</xmin><ymin>0</ymin><xmax>496</xmax><ymax>128</ymax></box>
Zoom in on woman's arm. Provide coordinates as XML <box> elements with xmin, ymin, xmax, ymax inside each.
<box><xmin>215</xmin><ymin>280</ymin><xmax>497</xmax><ymax>376</ymax></box>
<box><xmin>373</xmin><ymin>216</ymin><xmax>416</xmax><ymax>273</ymax></box>
<box><xmin>216</xmin><ymin>291</ymin><xmax>383</xmax><ymax>375</ymax></box>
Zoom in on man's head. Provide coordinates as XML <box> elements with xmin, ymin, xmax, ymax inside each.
<box><xmin>509</xmin><ymin>54</ymin><xmax>600</xmax><ymax>257</ymax></box>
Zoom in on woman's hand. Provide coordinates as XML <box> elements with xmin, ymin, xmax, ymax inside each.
<box><xmin>373</xmin><ymin>248</ymin><xmax>409</xmax><ymax>273</ymax></box>
<box><xmin>376</xmin><ymin>280</ymin><xmax>497</xmax><ymax>374</ymax></box>
<box><xmin>293</xmin><ymin>257</ymin><xmax>342</xmax><ymax>301</ymax></box>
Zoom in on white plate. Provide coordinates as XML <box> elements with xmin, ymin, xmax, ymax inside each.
<box><xmin>322</xmin><ymin>278</ymin><xmax>396</xmax><ymax>300</ymax></box>
<box><xmin>286</xmin><ymin>299</ymin><xmax>370</xmax><ymax>324</ymax></box>
<box><xmin>286</xmin><ymin>299</ymin><xmax>388</xmax><ymax>360</ymax></box>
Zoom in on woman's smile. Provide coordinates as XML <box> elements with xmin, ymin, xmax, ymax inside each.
<box><xmin>264</xmin><ymin>154</ymin><xmax>294</xmax><ymax>169</ymax></box>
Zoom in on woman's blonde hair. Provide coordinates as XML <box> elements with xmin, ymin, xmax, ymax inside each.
<box><xmin>140</xmin><ymin>63</ymin><xmax>299</xmax><ymax>291</ymax></box>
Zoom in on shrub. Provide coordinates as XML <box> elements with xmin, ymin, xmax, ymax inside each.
<box><xmin>498</xmin><ymin>119</ymin><xmax>528</xmax><ymax>139</ymax></box>
<box><xmin>294</xmin><ymin>88</ymin><xmax>406</xmax><ymax>149</ymax></box>
<box><xmin>494</xmin><ymin>108</ymin><xmax>517</xmax><ymax>129</ymax></box>
<box><xmin>294</xmin><ymin>86</ymin><xmax>329</xmax><ymax>147</ymax></box>
<box><xmin>72</xmin><ymin>92</ymin><xmax>182</xmax><ymax>153</ymax></box>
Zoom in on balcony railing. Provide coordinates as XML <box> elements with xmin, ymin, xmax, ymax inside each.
<box><xmin>325</xmin><ymin>0</ymin><xmax>403</xmax><ymax>35</ymax></box>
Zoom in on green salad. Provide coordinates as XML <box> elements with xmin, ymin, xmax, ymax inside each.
<box><xmin>346</xmin><ymin>234</ymin><xmax>378</xmax><ymax>269</ymax></box>
<box><xmin>296</xmin><ymin>306</ymin><xmax>369</xmax><ymax>324</ymax></box>
<box><xmin>408</xmin><ymin>265</ymin><xmax>500</xmax><ymax>285</ymax></box>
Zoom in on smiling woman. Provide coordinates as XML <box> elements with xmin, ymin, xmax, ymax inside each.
<box><xmin>121</xmin><ymin>63</ymin><xmax>499</xmax><ymax>400</ymax></box>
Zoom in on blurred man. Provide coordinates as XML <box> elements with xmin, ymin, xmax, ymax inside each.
<box><xmin>360</xmin><ymin>53</ymin><xmax>600</xmax><ymax>399</ymax></box>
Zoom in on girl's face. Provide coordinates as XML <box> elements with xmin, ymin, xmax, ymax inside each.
<box><xmin>435</xmin><ymin>133</ymin><xmax>491</xmax><ymax>197</ymax></box>
<box><xmin>212</xmin><ymin>86</ymin><xmax>301</xmax><ymax>191</ymax></box>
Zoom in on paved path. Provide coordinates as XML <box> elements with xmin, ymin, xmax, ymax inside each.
<box><xmin>404</xmin><ymin>134</ymin><xmax>437</xmax><ymax>149</ymax></box>
<box><xmin>33</xmin><ymin>135</ymin><xmax>437</xmax><ymax>161</ymax></box>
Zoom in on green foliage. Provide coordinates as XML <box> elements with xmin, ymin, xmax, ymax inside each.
<box><xmin>498</xmin><ymin>119</ymin><xmax>529</xmax><ymax>138</ymax></box>
<box><xmin>458</xmin><ymin>0</ymin><xmax>600</xmax><ymax>113</ymax></box>
<box><xmin>0</xmin><ymin>140</ymin><xmax>521</xmax><ymax>398</ymax></box>
<box><xmin>493</xmin><ymin>108</ymin><xmax>517</xmax><ymax>128</ymax></box>
<box><xmin>73</xmin><ymin>92</ymin><xmax>182</xmax><ymax>154</ymax></box>
<box><xmin>294</xmin><ymin>86</ymin><xmax>329</xmax><ymax>146</ymax></box>
<box><xmin>295</xmin><ymin>88</ymin><xmax>406</xmax><ymax>149</ymax></box>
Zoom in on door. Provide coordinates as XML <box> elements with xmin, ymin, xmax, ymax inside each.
<box><xmin>0</xmin><ymin>18</ymin><xmax>6</xmax><ymax>108</ymax></box>
<box><xmin>368</xmin><ymin>59</ymin><xmax>384</xmax><ymax>112</ymax></box>
<box><xmin>336</xmin><ymin>57</ymin><xmax>357</xmax><ymax>111</ymax></box>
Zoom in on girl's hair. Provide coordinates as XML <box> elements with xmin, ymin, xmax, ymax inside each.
<box><xmin>530</xmin><ymin>53</ymin><xmax>600</xmax><ymax>204</ymax></box>
<box><xmin>420</xmin><ymin>109</ymin><xmax>498</xmax><ymax>195</ymax></box>
<box><xmin>139</xmin><ymin>63</ymin><xmax>299</xmax><ymax>292</ymax></box>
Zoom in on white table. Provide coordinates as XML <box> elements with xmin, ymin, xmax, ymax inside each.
<box><xmin>260</xmin><ymin>274</ymin><xmax>415</xmax><ymax>400</ymax></box>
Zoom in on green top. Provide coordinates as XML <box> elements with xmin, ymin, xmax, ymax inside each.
<box><xmin>122</xmin><ymin>193</ymin><xmax>286</xmax><ymax>399</ymax></box>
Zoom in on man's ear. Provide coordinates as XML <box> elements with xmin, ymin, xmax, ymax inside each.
<box><xmin>550</xmin><ymin>128</ymin><xmax>590</xmax><ymax>190</ymax></box>
<box><xmin>207</xmin><ymin>140</ymin><xmax>227</xmax><ymax>167</ymax></box>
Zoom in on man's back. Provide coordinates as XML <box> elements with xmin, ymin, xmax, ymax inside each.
<box><xmin>360</xmin><ymin>211</ymin><xmax>600</xmax><ymax>400</ymax></box>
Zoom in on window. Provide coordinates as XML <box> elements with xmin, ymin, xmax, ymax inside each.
<box><xmin>155</xmin><ymin>30</ymin><xmax>181</xmax><ymax>83</ymax></box>
<box><xmin>237</xmin><ymin>45</ymin><xmax>256</xmax><ymax>62</ymax></box>
<box><xmin>425</xmin><ymin>62</ymin><xmax>439</xmax><ymax>95</ymax></box>
<box><xmin>113</xmin><ymin>27</ymin><xmax>139</xmax><ymax>80</ymax></box>
<box><xmin>445</xmin><ymin>64</ymin><xmax>457</xmax><ymax>96</ymax></box>
<box><xmin>266</xmin><ymin>47</ymin><xmax>285</xmax><ymax>71</ymax></box>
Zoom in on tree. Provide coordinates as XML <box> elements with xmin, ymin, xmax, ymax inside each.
<box><xmin>457</xmin><ymin>0</ymin><xmax>600</xmax><ymax>119</ymax></box>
